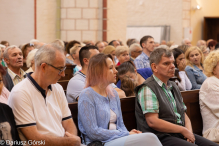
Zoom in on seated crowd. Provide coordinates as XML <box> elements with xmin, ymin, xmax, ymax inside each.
<box><xmin>0</xmin><ymin>36</ymin><xmax>219</xmax><ymax>146</ymax></box>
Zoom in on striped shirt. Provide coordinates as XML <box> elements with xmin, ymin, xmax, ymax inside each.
<box><xmin>7</xmin><ymin>68</ymin><xmax>26</xmax><ymax>86</ymax></box>
<box><xmin>138</xmin><ymin>75</ymin><xmax>187</xmax><ymax>124</ymax></box>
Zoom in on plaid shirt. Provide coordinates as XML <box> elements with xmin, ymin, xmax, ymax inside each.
<box><xmin>134</xmin><ymin>52</ymin><xmax>150</xmax><ymax>69</ymax></box>
<box><xmin>138</xmin><ymin>75</ymin><xmax>187</xmax><ymax>125</ymax></box>
<box><xmin>7</xmin><ymin>68</ymin><xmax>26</xmax><ymax>86</ymax></box>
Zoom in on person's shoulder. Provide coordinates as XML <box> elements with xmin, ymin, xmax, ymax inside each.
<box><xmin>185</xmin><ymin>65</ymin><xmax>193</xmax><ymax>71</ymax></box>
<box><xmin>11</xmin><ymin>78</ymin><xmax>30</xmax><ymax>92</ymax></box>
<box><xmin>52</xmin><ymin>82</ymin><xmax>63</xmax><ymax>91</ymax></box>
<box><xmin>138</xmin><ymin>67</ymin><xmax>152</xmax><ymax>72</ymax></box>
<box><xmin>78</xmin><ymin>87</ymin><xmax>94</xmax><ymax>102</ymax></box>
<box><xmin>70</xmin><ymin>71</ymin><xmax>85</xmax><ymax>82</ymax></box>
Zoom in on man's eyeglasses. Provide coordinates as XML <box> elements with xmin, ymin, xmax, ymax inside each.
<box><xmin>29</xmin><ymin>43</ymin><xmax>34</xmax><ymax>47</ymax></box>
<box><xmin>44</xmin><ymin>63</ymin><xmax>66</xmax><ymax>75</ymax></box>
<box><xmin>133</xmin><ymin>50</ymin><xmax>142</xmax><ymax>54</ymax></box>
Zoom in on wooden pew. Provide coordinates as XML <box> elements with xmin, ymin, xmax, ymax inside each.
<box><xmin>68</xmin><ymin>102</ymin><xmax>81</xmax><ymax>136</ymax></box>
<box><xmin>59</xmin><ymin>64</ymin><xmax>76</xmax><ymax>81</ymax></box>
<box><xmin>120</xmin><ymin>96</ymin><xmax>136</xmax><ymax>131</ymax></box>
<box><xmin>57</xmin><ymin>80</ymin><xmax>69</xmax><ymax>91</ymax></box>
<box><xmin>181</xmin><ymin>89</ymin><xmax>202</xmax><ymax>136</ymax></box>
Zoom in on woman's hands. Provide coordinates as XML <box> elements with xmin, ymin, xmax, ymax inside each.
<box><xmin>177</xmin><ymin>59</ymin><xmax>186</xmax><ymax>71</ymax></box>
<box><xmin>129</xmin><ymin>129</ymin><xmax>142</xmax><ymax>135</ymax></box>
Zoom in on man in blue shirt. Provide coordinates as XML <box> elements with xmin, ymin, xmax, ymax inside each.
<box><xmin>134</xmin><ymin>35</ymin><xmax>155</xmax><ymax>69</ymax></box>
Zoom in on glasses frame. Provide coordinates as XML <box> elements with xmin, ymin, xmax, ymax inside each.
<box><xmin>44</xmin><ymin>63</ymin><xmax>66</xmax><ymax>75</ymax></box>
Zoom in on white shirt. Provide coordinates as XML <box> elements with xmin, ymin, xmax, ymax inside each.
<box><xmin>200</xmin><ymin>76</ymin><xmax>219</xmax><ymax>134</ymax></box>
<box><xmin>109</xmin><ymin>109</ymin><xmax>117</xmax><ymax>130</ymax></box>
<box><xmin>175</xmin><ymin>71</ymin><xmax>192</xmax><ymax>91</ymax></box>
<box><xmin>8</xmin><ymin>73</ymin><xmax>72</xmax><ymax>143</ymax></box>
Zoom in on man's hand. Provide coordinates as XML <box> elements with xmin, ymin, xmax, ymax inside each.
<box><xmin>181</xmin><ymin>127</ymin><xmax>195</xmax><ymax>143</ymax></box>
<box><xmin>129</xmin><ymin>129</ymin><xmax>142</xmax><ymax>135</ymax></box>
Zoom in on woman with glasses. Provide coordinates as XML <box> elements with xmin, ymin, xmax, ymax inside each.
<box><xmin>78</xmin><ymin>53</ymin><xmax>162</xmax><ymax>146</ymax></box>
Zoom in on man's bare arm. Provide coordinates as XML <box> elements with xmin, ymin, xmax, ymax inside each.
<box><xmin>62</xmin><ymin>118</ymin><xmax>77</xmax><ymax>135</ymax></box>
<box><xmin>20</xmin><ymin>126</ymin><xmax>80</xmax><ymax>146</ymax></box>
<box><xmin>145</xmin><ymin>113</ymin><xmax>195</xmax><ymax>143</ymax></box>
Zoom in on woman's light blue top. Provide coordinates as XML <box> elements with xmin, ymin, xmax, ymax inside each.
<box><xmin>185</xmin><ymin>65</ymin><xmax>207</xmax><ymax>89</ymax></box>
<box><xmin>78</xmin><ymin>87</ymin><xmax>129</xmax><ymax>144</ymax></box>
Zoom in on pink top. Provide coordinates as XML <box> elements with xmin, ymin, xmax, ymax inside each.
<box><xmin>0</xmin><ymin>86</ymin><xmax>10</xmax><ymax>104</ymax></box>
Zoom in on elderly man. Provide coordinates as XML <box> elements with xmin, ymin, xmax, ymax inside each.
<box><xmin>108</xmin><ymin>40</ymin><xmax>121</xmax><ymax>48</ymax></box>
<box><xmin>3</xmin><ymin>45</ymin><xmax>26</xmax><ymax>91</ymax></box>
<box><xmin>135</xmin><ymin>47</ymin><xmax>218</xmax><ymax>146</ymax></box>
<box><xmin>182</xmin><ymin>38</ymin><xmax>192</xmax><ymax>47</ymax></box>
<box><xmin>67</xmin><ymin>45</ymin><xmax>126</xmax><ymax>103</ymax></box>
<box><xmin>134</xmin><ymin>35</ymin><xmax>155</xmax><ymax>69</ymax></box>
<box><xmin>8</xmin><ymin>43</ymin><xmax>83</xmax><ymax>146</ymax></box>
<box><xmin>129</xmin><ymin>43</ymin><xmax>142</xmax><ymax>61</ymax></box>
<box><xmin>197</xmin><ymin>40</ymin><xmax>207</xmax><ymax>48</ymax></box>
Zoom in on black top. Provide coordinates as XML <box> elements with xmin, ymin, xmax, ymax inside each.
<box><xmin>0</xmin><ymin>103</ymin><xmax>22</xmax><ymax>146</ymax></box>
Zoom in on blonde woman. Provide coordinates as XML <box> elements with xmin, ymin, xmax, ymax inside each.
<box><xmin>102</xmin><ymin>45</ymin><xmax>116</xmax><ymax>59</ymax></box>
<box><xmin>200</xmin><ymin>50</ymin><xmax>219</xmax><ymax>142</ymax></box>
<box><xmin>70</xmin><ymin>45</ymin><xmax>82</xmax><ymax>74</ymax></box>
<box><xmin>185</xmin><ymin>46</ymin><xmax>207</xmax><ymax>89</ymax></box>
<box><xmin>115</xmin><ymin>46</ymin><xmax>130</xmax><ymax>66</ymax></box>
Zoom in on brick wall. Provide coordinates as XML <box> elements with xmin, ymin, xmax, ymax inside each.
<box><xmin>61</xmin><ymin>0</ymin><xmax>103</xmax><ymax>42</ymax></box>
<box><xmin>126</xmin><ymin>0</ymin><xmax>184</xmax><ymax>45</ymax></box>
<box><xmin>0</xmin><ymin>0</ymin><xmax>34</xmax><ymax>46</ymax></box>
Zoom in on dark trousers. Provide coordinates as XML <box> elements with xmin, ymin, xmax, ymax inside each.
<box><xmin>159</xmin><ymin>134</ymin><xmax>219</xmax><ymax>146</ymax></box>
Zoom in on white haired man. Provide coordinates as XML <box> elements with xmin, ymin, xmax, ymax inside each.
<box><xmin>3</xmin><ymin>45</ymin><xmax>26</xmax><ymax>91</ymax></box>
<box><xmin>8</xmin><ymin>43</ymin><xmax>84</xmax><ymax>146</ymax></box>
<box><xmin>182</xmin><ymin>38</ymin><xmax>192</xmax><ymax>47</ymax></box>
<box><xmin>129</xmin><ymin>43</ymin><xmax>142</xmax><ymax>61</ymax></box>
<box><xmin>196</xmin><ymin>40</ymin><xmax>207</xmax><ymax>48</ymax></box>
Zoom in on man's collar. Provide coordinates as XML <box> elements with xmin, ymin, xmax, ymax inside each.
<box><xmin>7</xmin><ymin>68</ymin><xmax>26</xmax><ymax>79</ymax></box>
<box><xmin>153</xmin><ymin>74</ymin><xmax>172</xmax><ymax>90</ymax></box>
<box><xmin>142</xmin><ymin>51</ymin><xmax>149</xmax><ymax>59</ymax></box>
<box><xmin>27</xmin><ymin>72</ymin><xmax>52</xmax><ymax>98</ymax></box>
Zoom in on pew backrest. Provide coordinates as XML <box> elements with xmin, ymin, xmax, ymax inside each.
<box><xmin>60</xmin><ymin>64</ymin><xmax>76</xmax><ymax>80</ymax></box>
<box><xmin>181</xmin><ymin>89</ymin><xmax>202</xmax><ymax>136</ymax></box>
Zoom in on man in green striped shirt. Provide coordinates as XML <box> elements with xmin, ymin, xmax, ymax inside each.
<box><xmin>135</xmin><ymin>47</ymin><xmax>217</xmax><ymax>146</ymax></box>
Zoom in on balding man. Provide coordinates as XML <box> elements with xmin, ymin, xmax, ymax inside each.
<box><xmin>8</xmin><ymin>43</ymin><xmax>84</xmax><ymax>146</ymax></box>
<box><xmin>182</xmin><ymin>38</ymin><xmax>192</xmax><ymax>47</ymax></box>
<box><xmin>197</xmin><ymin>40</ymin><xmax>207</xmax><ymax>48</ymax></box>
<box><xmin>3</xmin><ymin>45</ymin><xmax>26</xmax><ymax>91</ymax></box>
<box><xmin>109</xmin><ymin>40</ymin><xmax>121</xmax><ymax>48</ymax></box>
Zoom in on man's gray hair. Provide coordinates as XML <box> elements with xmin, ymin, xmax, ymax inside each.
<box><xmin>129</xmin><ymin>43</ymin><xmax>141</xmax><ymax>53</ymax></box>
<box><xmin>150</xmin><ymin>47</ymin><xmax>173</xmax><ymax>67</ymax></box>
<box><xmin>34</xmin><ymin>43</ymin><xmax>64</xmax><ymax>67</ymax></box>
<box><xmin>182</xmin><ymin>38</ymin><xmax>190</xmax><ymax>45</ymax></box>
<box><xmin>3</xmin><ymin>45</ymin><xmax>19</xmax><ymax>59</ymax></box>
